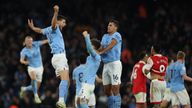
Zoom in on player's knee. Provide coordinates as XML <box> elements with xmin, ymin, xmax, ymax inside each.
<box><xmin>105</xmin><ymin>92</ymin><xmax>112</xmax><ymax>96</ymax></box>
<box><xmin>160</xmin><ymin>102</ymin><xmax>167</xmax><ymax>108</ymax></box>
<box><xmin>58</xmin><ymin>69</ymin><xmax>69</xmax><ymax>80</ymax></box>
<box><xmin>104</xmin><ymin>88</ymin><xmax>112</xmax><ymax>96</ymax></box>
<box><xmin>112</xmin><ymin>85</ymin><xmax>120</xmax><ymax>95</ymax></box>
<box><xmin>29</xmin><ymin>71</ymin><xmax>36</xmax><ymax>80</ymax></box>
<box><xmin>183</xmin><ymin>105</ymin><xmax>190</xmax><ymax>108</ymax></box>
<box><xmin>160</xmin><ymin>105</ymin><xmax>166</xmax><ymax>108</ymax></box>
<box><xmin>77</xmin><ymin>97</ymin><xmax>81</xmax><ymax>105</ymax></box>
<box><xmin>172</xmin><ymin>105</ymin><xmax>179</xmax><ymax>108</ymax></box>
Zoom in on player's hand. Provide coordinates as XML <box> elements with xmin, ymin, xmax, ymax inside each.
<box><xmin>82</xmin><ymin>31</ymin><xmax>89</xmax><ymax>37</ymax></box>
<box><xmin>28</xmin><ymin>19</ymin><xmax>34</xmax><ymax>30</ymax></box>
<box><xmin>98</xmin><ymin>51</ymin><xmax>104</xmax><ymax>55</ymax></box>
<box><xmin>23</xmin><ymin>61</ymin><xmax>29</xmax><ymax>65</ymax></box>
<box><xmin>53</xmin><ymin>5</ymin><xmax>59</xmax><ymax>13</ymax></box>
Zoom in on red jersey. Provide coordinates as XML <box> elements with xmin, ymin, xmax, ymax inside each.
<box><xmin>149</xmin><ymin>54</ymin><xmax>168</xmax><ymax>76</ymax></box>
<box><xmin>131</xmin><ymin>61</ymin><xmax>147</xmax><ymax>94</ymax></box>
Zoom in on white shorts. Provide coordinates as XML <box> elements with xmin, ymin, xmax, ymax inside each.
<box><xmin>150</xmin><ymin>79</ymin><xmax>166</xmax><ymax>104</ymax></box>
<box><xmin>102</xmin><ymin>60</ymin><xmax>122</xmax><ymax>85</ymax></box>
<box><xmin>134</xmin><ymin>92</ymin><xmax>146</xmax><ymax>103</ymax></box>
<box><xmin>75</xmin><ymin>93</ymin><xmax>96</xmax><ymax>107</ymax></box>
<box><xmin>163</xmin><ymin>88</ymin><xmax>171</xmax><ymax>102</ymax></box>
<box><xmin>78</xmin><ymin>83</ymin><xmax>95</xmax><ymax>104</ymax></box>
<box><xmin>51</xmin><ymin>53</ymin><xmax>69</xmax><ymax>77</ymax></box>
<box><xmin>171</xmin><ymin>89</ymin><xmax>190</xmax><ymax>106</ymax></box>
<box><xmin>28</xmin><ymin>66</ymin><xmax>44</xmax><ymax>82</ymax></box>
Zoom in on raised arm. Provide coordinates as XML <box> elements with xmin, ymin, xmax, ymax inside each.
<box><xmin>99</xmin><ymin>39</ymin><xmax>117</xmax><ymax>54</ymax></box>
<box><xmin>40</xmin><ymin>39</ymin><xmax>48</xmax><ymax>45</ymax></box>
<box><xmin>82</xmin><ymin>31</ymin><xmax>97</xmax><ymax>57</ymax></box>
<box><xmin>28</xmin><ymin>19</ymin><xmax>43</xmax><ymax>34</ymax></box>
<box><xmin>51</xmin><ymin>5</ymin><xmax>59</xmax><ymax>29</ymax></box>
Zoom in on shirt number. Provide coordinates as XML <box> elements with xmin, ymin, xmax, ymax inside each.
<box><xmin>159</xmin><ymin>65</ymin><xmax>166</xmax><ymax>73</ymax></box>
<box><xmin>78</xmin><ymin>72</ymin><xmax>83</xmax><ymax>82</ymax></box>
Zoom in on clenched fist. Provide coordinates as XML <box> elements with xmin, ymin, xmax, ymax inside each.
<box><xmin>82</xmin><ymin>31</ymin><xmax>89</xmax><ymax>37</ymax></box>
<box><xmin>53</xmin><ymin>5</ymin><xmax>59</xmax><ymax>13</ymax></box>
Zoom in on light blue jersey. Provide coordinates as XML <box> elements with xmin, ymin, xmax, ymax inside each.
<box><xmin>83</xmin><ymin>35</ymin><xmax>101</xmax><ymax>85</ymax></box>
<box><xmin>101</xmin><ymin>32</ymin><xmax>122</xmax><ymax>63</ymax></box>
<box><xmin>72</xmin><ymin>64</ymin><xmax>86</xmax><ymax>95</ymax></box>
<box><xmin>20</xmin><ymin>41</ymin><xmax>43</xmax><ymax>67</ymax></box>
<box><xmin>165</xmin><ymin>63</ymin><xmax>174</xmax><ymax>88</ymax></box>
<box><xmin>42</xmin><ymin>26</ymin><xmax>65</xmax><ymax>54</ymax></box>
<box><xmin>170</xmin><ymin>61</ymin><xmax>186</xmax><ymax>92</ymax></box>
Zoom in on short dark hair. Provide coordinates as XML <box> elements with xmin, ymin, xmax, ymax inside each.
<box><xmin>57</xmin><ymin>15</ymin><xmax>68</xmax><ymax>21</ymax></box>
<box><xmin>79</xmin><ymin>54</ymin><xmax>87</xmax><ymax>64</ymax></box>
<box><xmin>109</xmin><ymin>19</ymin><xmax>119</xmax><ymax>29</ymax></box>
<box><xmin>138</xmin><ymin>51</ymin><xmax>147</xmax><ymax>60</ymax></box>
<box><xmin>152</xmin><ymin>44</ymin><xmax>161</xmax><ymax>53</ymax></box>
<box><xmin>168</xmin><ymin>57</ymin><xmax>173</xmax><ymax>63</ymax></box>
<box><xmin>177</xmin><ymin>51</ymin><xmax>185</xmax><ymax>59</ymax></box>
<box><xmin>91</xmin><ymin>39</ymin><xmax>100</xmax><ymax>50</ymax></box>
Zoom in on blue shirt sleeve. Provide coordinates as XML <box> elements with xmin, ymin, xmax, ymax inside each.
<box><xmin>101</xmin><ymin>34</ymin><xmax>105</xmax><ymax>47</ymax></box>
<box><xmin>165</xmin><ymin>68</ymin><xmax>169</xmax><ymax>81</ymax></box>
<box><xmin>42</xmin><ymin>26</ymin><xmax>56</xmax><ymax>35</ymax></box>
<box><xmin>180</xmin><ymin>64</ymin><xmax>186</xmax><ymax>75</ymax></box>
<box><xmin>84</xmin><ymin>35</ymin><xmax>97</xmax><ymax>57</ymax></box>
<box><xmin>112</xmin><ymin>32</ymin><xmax>121</xmax><ymax>43</ymax></box>
<box><xmin>20</xmin><ymin>49</ymin><xmax>26</xmax><ymax>59</ymax></box>
<box><xmin>42</xmin><ymin>27</ymin><xmax>50</xmax><ymax>35</ymax></box>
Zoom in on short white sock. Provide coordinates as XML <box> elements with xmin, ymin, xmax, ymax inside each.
<box><xmin>34</xmin><ymin>93</ymin><xmax>39</xmax><ymax>97</ymax></box>
<box><xmin>59</xmin><ymin>97</ymin><xmax>64</xmax><ymax>102</ymax></box>
<box><xmin>22</xmin><ymin>87</ymin><xmax>26</xmax><ymax>91</ymax></box>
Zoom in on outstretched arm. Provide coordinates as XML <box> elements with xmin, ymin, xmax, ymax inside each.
<box><xmin>99</xmin><ymin>39</ymin><xmax>117</xmax><ymax>54</ymax></box>
<box><xmin>82</xmin><ymin>31</ymin><xmax>97</xmax><ymax>57</ymax></box>
<box><xmin>28</xmin><ymin>19</ymin><xmax>43</xmax><ymax>34</ymax></box>
<box><xmin>40</xmin><ymin>39</ymin><xmax>48</xmax><ymax>45</ymax></box>
<box><xmin>51</xmin><ymin>5</ymin><xmax>59</xmax><ymax>29</ymax></box>
<box><xmin>182</xmin><ymin>74</ymin><xmax>192</xmax><ymax>82</ymax></box>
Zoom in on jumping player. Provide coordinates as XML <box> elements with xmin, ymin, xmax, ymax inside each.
<box><xmin>28</xmin><ymin>5</ymin><xmax>69</xmax><ymax>108</ymax></box>
<box><xmin>20</xmin><ymin>36</ymin><xmax>48</xmax><ymax>104</ymax></box>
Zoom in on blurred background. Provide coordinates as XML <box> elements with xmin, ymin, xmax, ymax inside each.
<box><xmin>0</xmin><ymin>0</ymin><xmax>192</xmax><ymax>108</ymax></box>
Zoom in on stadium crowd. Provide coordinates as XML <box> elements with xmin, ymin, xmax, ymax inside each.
<box><xmin>0</xmin><ymin>0</ymin><xmax>192</xmax><ymax>108</ymax></box>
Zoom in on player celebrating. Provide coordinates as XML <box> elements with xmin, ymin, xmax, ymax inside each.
<box><xmin>160</xmin><ymin>58</ymin><xmax>174</xmax><ymax>108</ymax></box>
<box><xmin>28</xmin><ymin>5</ymin><xmax>69</xmax><ymax>108</ymax></box>
<box><xmin>20</xmin><ymin>36</ymin><xmax>48</xmax><ymax>104</ymax></box>
<box><xmin>170</xmin><ymin>51</ymin><xmax>192</xmax><ymax>108</ymax></box>
<box><xmin>75</xmin><ymin>31</ymin><xmax>101</xmax><ymax>108</ymax></box>
<box><xmin>142</xmin><ymin>45</ymin><xmax>168</xmax><ymax>108</ymax></box>
<box><xmin>73</xmin><ymin>55</ymin><xmax>102</xmax><ymax>108</ymax></box>
<box><xmin>131</xmin><ymin>51</ymin><xmax>148</xmax><ymax>108</ymax></box>
<box><xmin>99</xmin><ymin>19</ymin><xmax>122</xmax><ymax>108</ymax></box>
